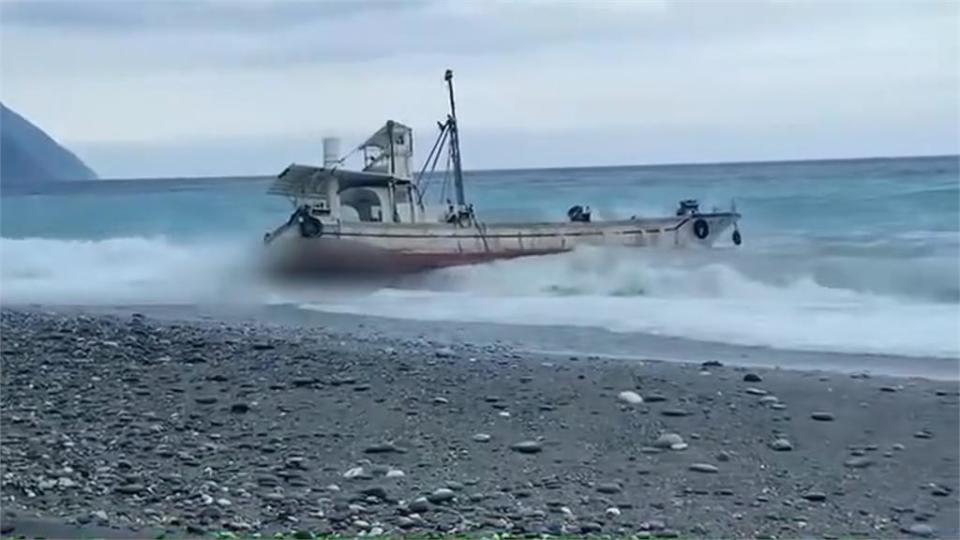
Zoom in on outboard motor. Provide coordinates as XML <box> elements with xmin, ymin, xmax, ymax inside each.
<box><xmin>568</xmin><ymin>205</ymin><xmax>591</xmax><ymax>223</ymax></box>
<box><xmin>676</xmin><ymin>199</ymin><xmax>700</xmax><ymax>216</ymax></box>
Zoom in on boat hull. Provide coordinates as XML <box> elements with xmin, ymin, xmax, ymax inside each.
<box><xmin>263</xmin><ymin>212</ymin><xmax>739</xmax><ymax>276</ymax></box>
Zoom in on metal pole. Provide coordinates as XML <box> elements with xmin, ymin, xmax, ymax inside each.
<box><xmin>445</xmin><ymin>69</ymin><xmax>466</xmax><ymax>207</ymax></box>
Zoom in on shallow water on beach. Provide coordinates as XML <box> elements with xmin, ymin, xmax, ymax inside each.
<box><xmin>2</xmin><ymin>155</ymin><xmax>958</xmax><ymax>358</ymax></box>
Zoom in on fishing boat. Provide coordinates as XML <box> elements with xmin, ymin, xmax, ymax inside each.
<box><xmin>263</xmin><ymin>69</ymin><xmax>742</xmax><ymax>276</ymax></box>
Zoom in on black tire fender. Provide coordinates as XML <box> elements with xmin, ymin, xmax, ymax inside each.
<box><xmin>693</xmin><ymin>218</ymin><xmax>710</xmax><ymax>240</ymax></box>
<box><xmin>299</xmin><ymin>216</ymin><xmax>323</xmax><ymax>238</ymax></box>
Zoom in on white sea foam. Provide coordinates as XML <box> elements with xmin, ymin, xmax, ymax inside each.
<box><xmin>1</xmin><ymin>237</ymin><xmax>957</xmax><ymax>358</ymax></box>
<box><xmin>0</xmin><ymin>236</ymin><xmax>262</xmax><ymax>305</ymax></box>
<box><xmin>304</xmin><ymin>246</ymin><xmax>960</xmax><ymax>358</ymax></box>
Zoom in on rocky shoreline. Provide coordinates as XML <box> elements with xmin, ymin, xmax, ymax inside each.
<box><xmin>1</xmin><ymin>309</ymin><xmax>958</xmax><ymax>539</ymax></box>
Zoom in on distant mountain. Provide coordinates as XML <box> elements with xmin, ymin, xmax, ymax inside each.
<box><xmin>1</xmin><ymin>103</ymin><xmax>97</xmax><ymax>182</ymax></box>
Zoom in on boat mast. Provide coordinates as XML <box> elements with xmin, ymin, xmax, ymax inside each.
<box><xmin>445</xmin><ymin>69</ymin><xmax>466</xmax><ymax>207</ymax></box>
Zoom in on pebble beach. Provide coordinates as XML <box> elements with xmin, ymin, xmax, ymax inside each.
<box><xmin>1</xmin><ymin>308</ymin><xmax>958</xmax><ymax>539</ymax></box>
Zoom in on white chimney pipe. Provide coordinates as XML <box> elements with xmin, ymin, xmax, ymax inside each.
<box><xmin>323</xmin><ymin>137</ymin><xmax>341</xmax><ymax>168</ymax></box>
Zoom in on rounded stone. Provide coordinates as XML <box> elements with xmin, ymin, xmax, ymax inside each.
<box><xmin>427</xmin><ymin>488</ymin><xmax>455</xmax><ymax>504</ymax></box>
<box><xmin>510</xmin><ymin>440</ymin><xmax>543</xmax><ymax>454</ymax></box>
<box><xmin>903</xmin><ymin>523</ymin><xmax>935</xmax><ymax>537</ymax></box>
<box><xmin>229</xmin><ymin>403</ymin><xmax>250</xmax><ymax>414</ymax></box>
<box><xmin>407</xmin><ymin>497</ymin><xmax>430</xmax><ymax>512</ymax></box>
<box><xmin>844</xmin><ymin>457</ymin><xmax>873</xmax><ymax>469</ymax></box>
<box><xmin>596</xmin><ymin>482</ymin><xmax>622</xmax><ymax>494</ymax></box>
<box><xmin>653</xmin><ymin>433</ymin><xmax>684</xmax><ymax>449</ymax></box>
<box><xmin>769</xmin><ymin>438</ymin><xmax>793</xmax><ymax>451</ymax></box>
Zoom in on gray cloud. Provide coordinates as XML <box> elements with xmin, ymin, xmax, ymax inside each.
<box><xmin>2</xmin><ymin>0</ymin><xmax>955</xmax><ymax>175</ymax></box>
<box><xmin>0</xmin><ymin>0</ymin><xmax>423</xmax><ymax>33</ymax></box>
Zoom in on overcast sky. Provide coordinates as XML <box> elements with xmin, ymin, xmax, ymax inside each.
<box><xmin>1</xmin><ymin>0</ymin><xmax>957</xmax><ymax>177</ymax></box>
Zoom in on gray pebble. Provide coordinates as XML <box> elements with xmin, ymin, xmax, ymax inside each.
<box><xmin>580</xmin><ymin>522</ymin><xmax>603</xmax><ymax>534</ymax></box>
<box><xmin>596</xmin><ymin>482</ymin><xmax>622</xmax><ymax>494</ymax></box>
<box><xmin>811</xmin><ymin>412</ymin><xmax>835</xmax><ymax>421</ymax></box>
<box><xmin>689</xmin><ymin>463</ymin><xmax>719</xmax><ymax>473</ymax></box>
<box><xmin>769</xmin><ymin>438</ymin><xmax>793</xmax><ymax>451</ymax></box>
<box><xmin>510</xmin><ymin>440</ymin><xmax>543</xmax><ymax>454</ymax></box>
<box><xmin>902</xmin><ymin>523</ymin><xmax>935</xmax><ymax>537</ymax></box>
<box><xmin>844</xmin><ymin>457</ymin><xmax>873</xmax><ymax>469</ymax></box>
<box><xmin>653</xmin><ymin>433</ymin><xmax>684</xmax><ymax>449</ymax></box>
<box><xmin>426</xmin><ymin>487</ymin><xmax>455</xmax><ymax>504</ymax></box>
<box><xmin>364</xmin><ymin>442</ymin><xmax>405</xmax><ymax>454</ymax></box>
<box><xmin>407</xmin><ymin>497</ymin><xmax>430</xmax><ymax>513</ymax></box>
<box><xmin>229</xmin><ymin>403</ymin><xmax>250</xmax><ymax>414</ymax></box>
<box><xmin>114</xmin><ymin>484</ymin><xmax>144</xmax><ymax>495</ymax></box>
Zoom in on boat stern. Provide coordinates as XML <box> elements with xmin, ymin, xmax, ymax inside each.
<box><xmin>677</xmin><ymin>211</ymin><xmax>741</xmax><ymax>246</ymax></box>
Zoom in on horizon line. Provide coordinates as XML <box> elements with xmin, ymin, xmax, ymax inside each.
<box><xmin>466</xmin><ymin>152</ymin><xmax>959</xmax><ymax>175</ymax></box>
<box><xmin>6</xmin><ymin>151</ymin><xmax>954</xmax><ymax>184</ymax></box>
<box><xmin>92</xmin><ymin>151</ymin><xmax>957</xmax><ymax>182</ymax></box>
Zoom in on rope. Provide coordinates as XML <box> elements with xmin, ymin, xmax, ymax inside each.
<box><xmin>328</xmin><ymin>144</ymin><xmax>362</xmax><ymax>172</ymax></box>
<box><xmin>416</xmin><ymin>126</ymin><xmax>451</xmax><ymax>206</ymax></box>
<box><xmin>439</xmin><ymin>150</ymin><xmax>452</xmax><ymax>204</ymax></box>
<box><xmin>472</xmin><ymin>211</ymin><xmax>490</xmax><ymax>252</ymax></box>
<box><xmin>414</xmin><ymin>122</ymin><xmax>448</xmax><ymax>188</ymax></box>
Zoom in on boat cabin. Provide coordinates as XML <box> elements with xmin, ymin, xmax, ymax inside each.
<box><xmin>269</xmin><ymin>120</ymin><xmax>424</xmax><ymax>224</ymax></box>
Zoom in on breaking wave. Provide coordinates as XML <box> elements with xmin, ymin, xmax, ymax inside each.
<box><xmin>0</xmin><ymin>236</ymin><xmax>262</xmax><ymax>305</ymax></box>
<box><xmin>1</xmin><ymin>235</ymin><xmax>957</xmax><ymax>359</ymax></box>
<box><xmin>303</xmin><ymin>246</ymin><xmax>960</xmax><ymax>358</ymax></box>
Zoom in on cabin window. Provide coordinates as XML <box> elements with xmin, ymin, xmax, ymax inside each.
<box><xmin>340</xmin><ymin>187</ymin><xmax>384</xmax><ymax>222</ymax></box>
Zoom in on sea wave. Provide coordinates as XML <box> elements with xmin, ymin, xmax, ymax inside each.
<box><xmin>0</xmin><ymin>236</ymin><xmax>262</xmax><ymax>305</ymax></box>
<box><xmin>305</xmin><ymin>246</ymin><xmax>960</xmax><ymax>358</ymax></box>
<box><xmin>1</xmin><ymin>236</ymin><xmax>957</xmax><ymax>358</ymax></box>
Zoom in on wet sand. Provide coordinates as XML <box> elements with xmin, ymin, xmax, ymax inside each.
<box><xmin>1</xmin><ymin>308</ymin><xmax>958</xmax><ymax>539</ymax></box>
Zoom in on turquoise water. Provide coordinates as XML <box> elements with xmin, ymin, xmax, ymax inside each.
<box><xmin>2</xmin><ymin>156</ymin><xmax>958</xmax><ymax>357</ymax></box>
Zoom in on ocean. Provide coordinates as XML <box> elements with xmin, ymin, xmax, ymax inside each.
<box><xmin>2</xmin><ymin>155</ymin><xmax>958</xmax><ymax>359</ymax></box>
